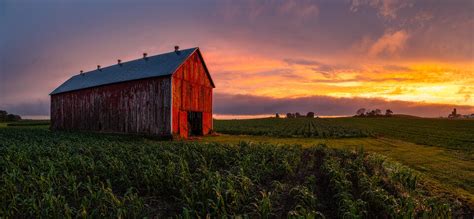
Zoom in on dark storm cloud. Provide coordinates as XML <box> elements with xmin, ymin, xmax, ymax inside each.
<box><xmin>214</xmin><ymin>93</ymin><xmax>474</xmax><ymax>117</ymax></box>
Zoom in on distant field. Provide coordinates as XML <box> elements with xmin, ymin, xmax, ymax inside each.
<box><xmin>326</xmin><ymin>117</ymin><xmax>474</xmax><ymax>151</ymax></box>
<box><xmin>0</xmin><ymin>126</ymin><xmax>466</xmax><ymax>217</ymax></box>
<box><xmin>214</xmin><ymin>118</ymin><xmax>368</xmax><ymax>138</ymax></box>
<box><xmin>214</xmin><ymin>117</ymin><xmax>474</xmax><ymax>151</ymax></box>
<box><xmin>5</xmin><ymin>120</ymin><xmax>50</xmax><ymax>127</ymax></box>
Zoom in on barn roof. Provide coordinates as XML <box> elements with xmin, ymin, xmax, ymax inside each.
<box><xmin>50</xmin><ymin>47</ymin><xmax>214</xmax><ymax>95</ymax></box>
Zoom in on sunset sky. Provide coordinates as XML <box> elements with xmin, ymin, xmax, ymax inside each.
<box><xmin>1</xmin><ymin>0</ymin><xmax>473</xmax><ymax>118</ymax></box>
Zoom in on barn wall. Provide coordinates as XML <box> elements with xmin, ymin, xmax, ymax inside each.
<box><xmin>51</xmin><ymin>77</ymin><xmax>171</xmax><ymax>135</ymax></box>
<box><xmin>172</xmin><ymin>51</ymin><xmax>213</xmax><ymax>137</ymax></box>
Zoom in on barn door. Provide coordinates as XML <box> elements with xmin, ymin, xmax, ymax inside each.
<box><xmin>187</xmin><ymin>111</ymin><xmax>203</xmax><ymax>136</ymax></box>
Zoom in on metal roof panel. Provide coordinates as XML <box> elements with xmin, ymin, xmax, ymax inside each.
<box><xmin>50</xmin><ymin>47</ymin><xmax>197</xmax><ymax>95</ymax></box>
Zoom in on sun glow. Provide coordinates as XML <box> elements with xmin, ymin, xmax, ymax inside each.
<box><xmin>207</xmin><ymin>49</ymin><xmax>474</xmax><ymax>106</ymax></box>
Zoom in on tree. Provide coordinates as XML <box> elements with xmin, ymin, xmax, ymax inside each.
<box><xmin>0</xmin><ymin>110</ymin><xmax>21</xmax><ymax>122</ymax></box>
<box><xmin>385</xmin><ymin>109</ymin><xmax>393</xmax><ymax>116</ymax></box>
<box><xmin>0</xmin><ymin>110</ymin><xmax>7</xmax><ymax>121</ymax></box>
<box><xmin>374</xmin><ymin>109</ymin><xmax>382</xmax><ymax>116</ymax></box>
<box><xmin>356</xmin><ymin>108</ymin><xmax>366</xmax><ymax>116</ymax></box>
<box><xmin>275</xmin><ymin>113</ymin><xmax>280</xmax><ymax>118</ymax></box>
<box><xmin>7</xmin><ymin>114</ymin><xmax>21</xmax><ymax>122</ymax></box>
<box><xmin>306</xmin><ymin>112</ymin><xmax>315</xmax><ymax>118</ymax></box>
<box><xmin>286</xmin><ymin>113</ymin><xmax>295</xmax><ymax>119</ymax></box>
<box><xmin>366</xmin><ymin>110</ymin><xmax>376</xmax><ymax>117</ymax></box>
<box><xmin>295</xmin><ymin>112</ymin><xmax>301</xmax><ymax>118</ymax></box>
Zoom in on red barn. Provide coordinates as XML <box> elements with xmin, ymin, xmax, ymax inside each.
<box><xmin>50</xmin><ymin>47</ymin><xmax>215</xmax><ymax>138</ymax></box>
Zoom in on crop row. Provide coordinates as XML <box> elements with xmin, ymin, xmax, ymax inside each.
<box><xmin>325</xmin><ymin>117</ymin><xmax>474</xmax><ymax>151</ymax></box>
<box><xmin>214</xmin><ymin>118</ymin><xmax>369</xmax><ymax>138</ymax></box>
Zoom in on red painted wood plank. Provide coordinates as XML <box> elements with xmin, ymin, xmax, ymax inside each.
<box><xmin>171</xmin><ymin>52</ymin><xmax>214</xmax><ymax>138</ymax></box>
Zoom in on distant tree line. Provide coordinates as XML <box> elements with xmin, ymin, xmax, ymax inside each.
<box><xmin>279</xmin><ymin>112</ymin><xmax>316</xmax><ymax>118</ymax></box>
<box><xmin>448</xmin><ymin>108</ymin><xmax>461</xmax><ymax>119</ymax></box>
<box><xmin>354</xmin><ymin>108</ymin><xmax>393</xmax><ymax>117</ymax></box>
<box><xmin>0</xmin><ymin>110</ymin><xmax>22</xmax><ymax>122</ymax></box>
<box><xmin>447</xmin><ymin>108</ymin><xmax>474</xmax><ymax>119</ymax></box>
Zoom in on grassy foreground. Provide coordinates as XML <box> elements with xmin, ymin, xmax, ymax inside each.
<box><xmin>202</xmin><ymin>135</ymin><xmax>474</xmax><ymax>208</ymax></box>
<box><xmin>0</xmin><ymin>126</ymin><xmax>470</xmax><ymax>217</ymax></box>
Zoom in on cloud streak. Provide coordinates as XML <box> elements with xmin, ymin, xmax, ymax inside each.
<box><xmin>368</xmin><ymin>30</ymin><xmax>409</xmax><ymax>57</ymax></box>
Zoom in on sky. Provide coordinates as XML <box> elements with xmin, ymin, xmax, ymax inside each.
<box><xmin>0</xmin><ymin>0</ymin><xmax>473</xmax><ymax>118</ymax></box>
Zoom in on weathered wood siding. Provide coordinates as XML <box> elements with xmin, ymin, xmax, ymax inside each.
<box><xmin>172</xmin><ymin>51</ymin><xmax>213</xmax><ymax>137</ymax></box>
<box><xmin>51</xmin><ymin>77</ymin><xmax>172</xmax><ymax>135</ymax></box>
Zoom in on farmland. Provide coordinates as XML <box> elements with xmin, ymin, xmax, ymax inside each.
<box><xmin>214</xmin><ymin>118</ymin><xmax>369</xmax><ymax>138</ymax></box>
<box><xmin>214</xmin><ymin>117</ymin><xmax>474</xmax><ymax>151</ymax></box>
<box><xmin>202</xmin><ymin>135</ymin><xmax>474</xmax><ymax>208</ymax></box>
<box><xmin>212</xmin><ymin>117</ymin><xmax>474</xmax><ymax>209</ymax></box>
<box><xmin>0</xmin><ymin>126</ymin><xmax>465</xmax><ymax>217</ymax></box>
<box><xmin>325</xmin><ymin>117</ymin><xmax>474</xmax><ymax>151</ymax></box>
<box><xmin>1</xmin><ymin>117</ymin><xmax>473</xmax><ymax>217</ymax></box>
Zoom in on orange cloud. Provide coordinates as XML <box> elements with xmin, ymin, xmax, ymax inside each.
<box><xmin>204</xmin><ymin>47</ymin><xmax>474</xmax><ymax>107</ymax></box>
<box><xmin>368</xmin><ymin>30</ymin><xmax>409</xmax><ymax>57</ymax></box>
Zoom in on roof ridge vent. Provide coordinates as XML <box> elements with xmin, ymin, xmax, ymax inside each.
<box><xmin>143</xmin><ymin>53</ymin><xmax>148</xmax><ymax>61</ymax></box>
<box><xmin>97</xmin><ymin>65</ymin><xmax>101</xmax><ymax>71</ymax></box>
<box><xmin>118</xmin><ymin>59</ymin><xmax>122</xmax><ymax>66</ymax></box>
<box><xmin>80</xmin><ymin>70</ymin><xmax>84</xmax><ymax>76</ymax></box>
<box><xmin>174</xmin><ymin>45</ymin><xmax>180</xmax><ymax>55</ymax></box>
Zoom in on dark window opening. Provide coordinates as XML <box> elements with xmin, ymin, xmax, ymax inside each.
<box><xmin>98</xmin><ymin>122</ymin><xmax>102</xmax><ymax>131</ymax></box>
<box><xmin>187</xmin><ymin>111</ymin><xmax>203</xmax><ymax>136</ymax></box>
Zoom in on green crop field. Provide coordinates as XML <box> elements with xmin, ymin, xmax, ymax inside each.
<box><xmin>214</xmin><ymin>118</ymin><xmax>369</xmax><ymax>138</ymax></box>
<box><xmin>0</xmin><ymin>126</ymin><xmax>465</xmax><ymax>217</ymax></box>
<box><xmin>214</xmin><ymin>117</ymin><xmax>474</xmax><ymax>151</ymax></box>
<box><xmin>5</xmin><ymin>120</ymin><xmax>50</xmax><ymax>127</ymax></box>
<box><xmin>1</xmin><ymin>118</ymin><xmax>473</xmax><ymax>217</ymax></box>
<box><xmin>325</xmin><ymin>117</ymin><xmax>474</xmax><ymax>151</ymax></box>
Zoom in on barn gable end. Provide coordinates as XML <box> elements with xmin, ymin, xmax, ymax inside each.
<box><xmin>172</xmin><ymin>50</ymin><xmax>214</xmax><ymax>137</ymax></box>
